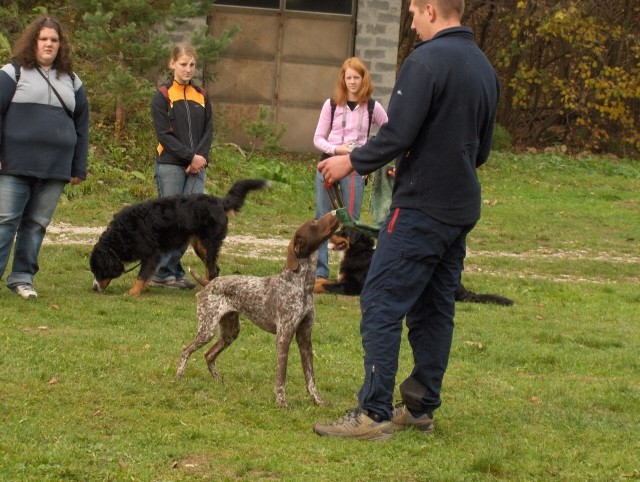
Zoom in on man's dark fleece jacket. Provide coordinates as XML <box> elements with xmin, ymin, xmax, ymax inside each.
<box><xmin>350</xmin><ymin>27</ymin><xmax>500</xmax><ymax>226</ymax></box>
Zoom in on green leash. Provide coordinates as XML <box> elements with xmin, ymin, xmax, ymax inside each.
<box><xmin>324</xmin><ymin>180</ymin><xmax>380</xmax><ymax>239</ymax></box>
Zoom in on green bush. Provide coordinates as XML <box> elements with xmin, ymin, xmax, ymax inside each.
<box><xmin>492</xmin><ymin>123</ymin><xmax>512</xmax><ymax>152</ymax></box>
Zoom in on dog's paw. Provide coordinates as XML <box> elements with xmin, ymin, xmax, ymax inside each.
<box><xmin>314</xmin><ymin>397</ymin><xmax>331</xmax><ymax>407</ymax></box>
<box><xmin>275</xmin><ymin>391</ymin><xmax>289</xmax><ymax>409</ymax></box>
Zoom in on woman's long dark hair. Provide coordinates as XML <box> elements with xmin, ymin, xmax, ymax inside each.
<box><xmin>12</xmin><ymin>15</ymin><xmax>73</xmax><ymax>77</ymax></box>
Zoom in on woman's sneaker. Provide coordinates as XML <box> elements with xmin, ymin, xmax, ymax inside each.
<box><xmin>391</xmin><ymin>404</ymin><xmax>434</xmax><ymax>433</ymax></box>
<box><xmin>10</xmin><ymin>284</ymin><xmax>38</xmax><ymax>300</ymax></box>
<box><xmin>149</xmin><ymin>276</ymin><xmax>196</xmax><ymax>290</ymax></box>
<box><xmin>149</xmin><ymin>276</ymin><xmax>183</xmax><ymax>289</ymax></box>
<box><xmin>176</xmin><ymin>276</ymin><xmax>196</xmax><ymax>289</ymax></box>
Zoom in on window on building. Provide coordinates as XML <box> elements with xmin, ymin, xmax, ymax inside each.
<box><xmin>215</xmin><ymin>0</ymin><xmax>279</xmax><ymax>8</ymax></box>
<box><xmin>215</xmin><ymin>0</ymin><xmax>353</xmax><ymax>15</ymax></box>
<box><xmin>286</xmin><ymin>0</ymin><xmax>353</xmax><ymax>14</ymax></box>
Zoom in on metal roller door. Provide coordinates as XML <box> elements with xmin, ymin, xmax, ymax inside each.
<box><xmin>208</xmin><ymin>1</ymin><xmax>357</xmax><ymax>152</ymax></box>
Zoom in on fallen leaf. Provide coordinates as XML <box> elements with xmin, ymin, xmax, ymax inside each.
<box><xmin>530</xmin><ymin>396</ymin><xmax>542</xmax><ymax>404</ymax></box>
<box><xmin>118</xmin><ymin>460</ymin><xmax>127</xmax><ymax>469</ymax></box>
<box><xmin>48</xmin><ymin>377</ymin><xmax>58</xmax><ymax>385</ymax></box>
<box><xmin>143</xmin><ymin>343</ymin><xmax>151</xmax><ymax>350</ymax></box>
<box><xmin>621</xmin><ymin>470</ymin><xmax>640</xmax><ymax>478</ymax></box>
<box><xmin>463</xmin><ymin>340</ymin><xmax>485</xmax><ymax>350</ymax></box>
<box><xmin>50</xmin><ymin>304</ymin><xmax>59</xmax><ymax>310</ymax></box>
<box><xmin>171</xmin><ymin>461</ymin><xmax>179</xmax><ymax>469</ymax></box>
<box><xmin>38</xmin><ymin>326</ymin><xmax>48</xmax><ymax>331</ymax></box>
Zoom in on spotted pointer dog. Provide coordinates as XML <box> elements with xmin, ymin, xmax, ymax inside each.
<box><xmin>176</xmin><ymin>211</ymin><xmax>340</xmax><ymax>408</ymax></box>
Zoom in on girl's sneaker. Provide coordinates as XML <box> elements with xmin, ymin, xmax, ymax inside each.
<box><xmin>10</xmin><ymin>284</ymin><xmax>38</xmax><ymax>300</ymax></box>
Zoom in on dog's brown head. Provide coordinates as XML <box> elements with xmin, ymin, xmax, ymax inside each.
<box><xmin>286</xmin><ymin>211</ymin><xmax>340</xmax><ymax>271</ymax></box>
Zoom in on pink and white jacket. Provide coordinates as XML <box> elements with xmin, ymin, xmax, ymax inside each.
<box><xmin>313</xmin><ymin>99</ymin><xmax>388</xmax><ymax>156</ymax></box>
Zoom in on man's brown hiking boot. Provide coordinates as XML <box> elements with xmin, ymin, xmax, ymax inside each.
<box><xmin>313</xmin><ymin>408</ymin><xmax>395</xmax><ymax>441</ymax></box>
<box><xmin>391</xmin><ymin>404</ymin><xmax>434</xmax><ymax>433</ymax></box>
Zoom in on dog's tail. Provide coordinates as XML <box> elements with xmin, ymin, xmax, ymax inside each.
<box><xmin>322</xmin><ymin>281</ymin><xmax>362</xmax><ymax>296</ymax></box>
<box><xmin>223</xmin><ymin>179</ymin><xmax>269</xmax><ymax>214</ymax></box>
<box><xmin>455</xmin><ymin>283</ymin><xmax>514</xmax><ymax>306</ymax></box>
<box><xmin>188</xmin><ymin>267</ymin><xmax>209</xmax><ymax>287</ymax></box>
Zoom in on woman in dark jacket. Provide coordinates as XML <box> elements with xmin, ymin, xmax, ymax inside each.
<box><xmin>149</xmin><ymin>44</ymin><xmax>213</xmax><ymax>290</ymax></box>
<box><xmin>0</xmin><ymin>15</ymin><xmax>89</xmax><ymax>300</ymax></box>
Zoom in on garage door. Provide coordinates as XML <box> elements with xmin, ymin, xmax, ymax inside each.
<box><xmin>208</xmin><ymin>0</ymin><xmax>357</xmax><ymax>152</ymax></box>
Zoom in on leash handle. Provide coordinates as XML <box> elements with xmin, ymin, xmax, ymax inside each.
<box><xmin>323</xmin><ymin>180</ymin><xmax>344</xmax><ymax>210</ymax></box>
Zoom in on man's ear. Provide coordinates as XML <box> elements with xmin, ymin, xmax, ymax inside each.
<box><xmin>426</xmin><ymin>2</ymin><xmax>436</xmax><ymax>21</ymax></box>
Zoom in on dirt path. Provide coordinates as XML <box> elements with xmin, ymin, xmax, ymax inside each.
<box><xmin>44</xmin><ymin>222</ymin><xmax>289</xmax><ymax>261</ymax></box>
<box><xmin>44</xmin><ymin>222</ymin><xmax>639</xmax><ymax>284</ymax></box>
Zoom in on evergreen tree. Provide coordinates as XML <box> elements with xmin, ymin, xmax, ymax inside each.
<box><xmin>69</xmin><ymin>0</ymin><xmax>237</xmax><ymax>136</ymax></box>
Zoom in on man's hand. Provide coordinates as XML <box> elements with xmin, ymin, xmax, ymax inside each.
<box><xmin>387</xmin><ymin>167</ymin><xmax>396</xmax><ymax>180</ymax></box>
<box><xmin>317</xmin><ymin>154</ymin><xmax>353</xmax><ymax>184</ymax></box>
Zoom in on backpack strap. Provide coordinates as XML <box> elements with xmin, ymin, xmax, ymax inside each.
<box><xmin>11</xmin><ymin>60</ymin><xmax>76</xmax><ymax>89</ymax></box>
<box><xmin>160</xmin><ymin>83</ymin><xmax>206</xmax><ymax>98</ymax></box>
<box><xmin>325</xmin><ymin>99</ymin><xmax>337</xmax><ymax>138</ymax></box>
<box><xmin>158</xmin><ymin>82</ymin><xmax>206</xmax><ymax>119</ymax></box>
<box><xmin>330</xmin><ymin>99</ymin><xmax>337</xmax><ymax>125</ymax></box>
<box><xmin>366</xmin><ymin>98</ymin><xmax>375</xmax><ymax>139</ymax></box>
<box><xmin>11</xmin><ymin>60</ymin><xmax>20</xmax><ymax>84</ymax></box>
<box><xmin>157</xmin><ymin>83</ymin><xmax>175</xmax><ymax>127</ymax></box>
<box><xmin>193</xmin><ymin>84</ymin><xmax>207</xmax><ymax>99</ymax></box>
<box><xmin>158</xmin><ymin>84</ymin><xmax>169</xmax><ymax>100</ymax></box>
<box><xmin>325</xmin><ymin>98</ymin><xmax>375</xmax><ymax>141</ymax></box>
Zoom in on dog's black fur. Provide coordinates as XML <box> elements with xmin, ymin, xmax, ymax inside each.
<box><xmin>90</xmin><ymin>179</ymin><xmax>268</xmax><ymax>296</ymax></box>
<box><xmin>454</xmin><ymin>282</ymin><xmax>514</xmax><ymax>306</ymax></box>
<box><xmin>315</xmin><ymin>228</ymin><xmax>514</xmax><ymax>306</ymax></box>
<box><xmin>314</xmin><ymin>228</ymin><xmax>375</xmax><ymax>296</ymax></box>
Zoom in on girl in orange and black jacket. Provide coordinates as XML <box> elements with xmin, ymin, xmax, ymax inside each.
<box><xmin>149</xmin><ymin>44</ymin><xmax>213</xmax><ymax>289</ymax></box>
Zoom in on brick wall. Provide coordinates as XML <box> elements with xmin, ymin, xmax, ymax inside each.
<box><xmin>354</xmin><ymin>0</ymin><xmax>402</xmax><ymax>110</ymax></box>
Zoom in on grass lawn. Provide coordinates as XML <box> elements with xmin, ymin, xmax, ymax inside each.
<box><xmin>1</xmin><ymin>150</ymin><xmax>639</xmax><ymax>480</ymax></box>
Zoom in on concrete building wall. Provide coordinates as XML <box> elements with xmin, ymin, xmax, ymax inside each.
<box><xmin>170</xmin><ymin>3</ymin><xmax>402</xmax><ymax>151</ymax></box>
<box><xmin>354</xmin><ymin>0</ymin><xmax>402</xmax><ymax>110</ymax></box>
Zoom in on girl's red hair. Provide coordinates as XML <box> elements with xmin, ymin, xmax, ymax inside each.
<box><xmin>332</xmin><ymin>57</ymin><xmax>374</xmax><ymax>106</ymax></box>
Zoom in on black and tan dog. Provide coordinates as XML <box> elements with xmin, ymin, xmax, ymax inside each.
<box><xmin>90</xmin><ymin>179</ymin><xmax>268</xmax><ymax>296</ymax></box>
<box><xmin>314</xmin><ymin>228</ymin><xmax>514</xmax><ymax>306</ymax></box>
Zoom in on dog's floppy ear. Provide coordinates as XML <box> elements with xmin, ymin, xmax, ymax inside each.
<box><xmin>90</xmin><ymin>244</ymin><xmax>124</xmax><ymax>279</ymax></box>
<box><xmin>286</xmin><ymin>237</ymin><xmax>299</xmax><ymax>271</ymax></box>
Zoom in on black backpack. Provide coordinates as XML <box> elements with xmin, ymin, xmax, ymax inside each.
<box><xmin>328</xmin><ymin>97</ymin><xmax>376</xmax><ymax>139</ymax></box>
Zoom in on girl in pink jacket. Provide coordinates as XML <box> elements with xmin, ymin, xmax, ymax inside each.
<box><xmin>313</xmin><ymin>57</ymin><xmax>387</xmax><ymax>280</ymax></box>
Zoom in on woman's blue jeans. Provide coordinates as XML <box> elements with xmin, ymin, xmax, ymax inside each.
<box><xmin>314</xmin><ymin>169</ymin><xmax>365</xmax><ymax>278</ymax></box>
<box><xmin>153</xmin><ymin>163</ymin><xmax>206</xmax><ymax>279</ymax></box>
<box><xmin>0</xmin><ymin>175</ymin><xmax>66</xmax><ymax>288</ymax></box>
